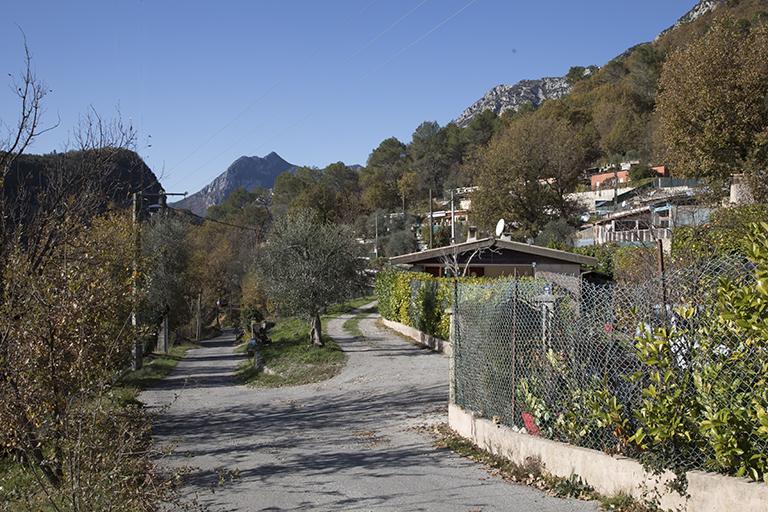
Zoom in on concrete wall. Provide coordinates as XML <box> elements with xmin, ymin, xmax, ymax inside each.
<box><xmin>449</xmin><ymin>404</ymin><xmax>768</xmax><ymax>512</ymax></box>
<box><xmin>380</xmin><ymin>318</ymin><xmax>451</xmax><ymax>357</ymax></box>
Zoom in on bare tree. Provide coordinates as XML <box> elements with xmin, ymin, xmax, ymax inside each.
<box><xmin>0</xmin><ymin>40</ymin><xmax>196</xmax><ymax>510</ymax></box>
<box><xmin>440</xmin><ymin>245</ymin><xmax>498</xmax><ymax>277</ymax></box>
<box><xmin>0</xmin><ymin>30</ymin><xmax>58</xmax><ymax>182</ymax></box>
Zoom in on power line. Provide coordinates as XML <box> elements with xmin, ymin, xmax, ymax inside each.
<box><xmin>164</xmin><ymin>0</ymin><xmax>386</xmax><ymax>182</ymax></box>
<box><xmin>171</xmin><ymin>206</ymin><xmax>263</xmax><ymax>232</ymax></box>
<box><xmin>186</xmin><ymin>0</ymin><xmax>480</xmax><ymax>173</ymax></box>
<box><xmin>164</xmin><ymin>0</ymin><xmax>432</xmax><ymax>188</ymax></box>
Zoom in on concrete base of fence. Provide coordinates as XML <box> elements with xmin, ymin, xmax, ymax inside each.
<box><xmin>380</xmin><ymin>318</ymin><xmax>451</xmax><ymax>356</ymax></box>
<box><xmin>448</xmin><ymin>403</ymin><xmax>768</xmax><ymax>512</ymax></box>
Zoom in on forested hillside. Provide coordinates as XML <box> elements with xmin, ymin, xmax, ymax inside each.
<box><xmin>268</xmin><ymin>0</ymin><xmax>768</xmax><ymax>242</ymax></box>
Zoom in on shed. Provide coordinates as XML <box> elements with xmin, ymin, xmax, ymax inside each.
<box><xmin>389</xmin><ymin>237</ymin><xmax>597</xmax><ymax>278</ymax></box>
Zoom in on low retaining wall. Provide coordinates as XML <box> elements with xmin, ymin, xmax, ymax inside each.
<box><xmin>449</xmin><ymin>403</ymin><xmax>768</xmax><ymax>512</ymax></box>
<box><xmin>379</xmin><ymin>318</ymin><xmax>451</xmax><ymax>356</ymax></box>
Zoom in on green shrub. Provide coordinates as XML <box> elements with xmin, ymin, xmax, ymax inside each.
<box><xmin>672</xmin><ymin>204</ymin><xmax>768</xmax><ymax>261</ymax></box>
<box><xmin>573</xmin><ymin>243</ymin><xmax>619</xmax><ymax>278</ymax></box>
<box><xmin>375</xmin><ymin>269</ymin><xmax>455</xmax><ymax>340</ymax></box>
<box><xmin>514</xmin><ymin>223</ymin><xmax>768</xmax><ymax>484</ymax></box>
<box><xmin>629</xmin><ymin>223</ymin><xmax>768</xmax><ymax>482</ymax></box>
<box><xmin>612</xmin><ymin>246</ymin><xmax>657</xmax><ymax>284</ymax></box>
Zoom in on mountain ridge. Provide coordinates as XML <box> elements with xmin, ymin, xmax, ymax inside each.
<box><xmin>454</xmin><ymin>0</ymin><xmax>727</xmax><ymax>127</ymax></box>
<box><xmin>172</xmin><ymin>152</ymin><xmax>296</xmax><ymax>216</ymax></box>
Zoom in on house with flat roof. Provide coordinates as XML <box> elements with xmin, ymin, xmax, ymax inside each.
<box><xmin>389</xmin><ymin>237</ymin><xmax>597</xmax><ymax>278</ymax></box>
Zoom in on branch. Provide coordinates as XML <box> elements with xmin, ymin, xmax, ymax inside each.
<box><xmin>0</xmin><ymin>29</ymin><xmax>58</xmax><ymax>182</ymax></box>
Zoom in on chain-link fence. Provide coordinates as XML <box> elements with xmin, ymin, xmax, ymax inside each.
<box><xmin>453</xmin><ymin>256</ymin><xmax>768</xmax><ymax>481</ymax></box>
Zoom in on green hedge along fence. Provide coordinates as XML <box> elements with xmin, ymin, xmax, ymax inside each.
<box><xmin>375</xmin><ymin>269</ymin><xmax>452</xmax><ymax>340</ymax></box>
<box><xmin>376</xmin><ymin>269</ymin><xmax>494</xmax><ymax>340</ymax></box>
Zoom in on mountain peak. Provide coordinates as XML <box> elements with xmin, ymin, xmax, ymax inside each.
<box><xmin>171</xmin><ymin>152</ymin><xmax>297</xmax><ymax>215</ymax></box>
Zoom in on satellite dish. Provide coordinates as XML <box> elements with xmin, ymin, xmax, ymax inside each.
<box><xmin>495</xmin><ymin>218</ymin><xmax>506</xmax><ymax>238</ymax></box>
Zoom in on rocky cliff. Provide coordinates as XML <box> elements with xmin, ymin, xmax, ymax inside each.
<box><xmin>172</xmin><ymin>152</ymin><xmax>296</xmax><ymax>216</ymax></box>
<box><xmin>658</xmin><ymin>0</ymin><xmax>727</xmax><ymax>39</ymax></box>
<box><xmin>454</xmin><ymin>76</ymin><xmax>570</xmax><ymax>127</ymax></box>
<box><xmin>455</xmin><ymin>0</ymin><xmax>727</xmax><ymax>127</ymax></box>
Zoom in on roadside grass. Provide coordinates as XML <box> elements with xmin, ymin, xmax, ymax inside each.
<box><xmin>325</xmin><ymin>295</ymin><xmax>376</xmax><ymax>317</ymax></box>
<box><xmin>429</xmin><ymin>423</ymin><xmax>653</xmax><ymax>511</ymax></box>
<box><xmin>342</xmin><ymin>314</ymin><xmax>364</xmax><ymax>338</ymax></box>
<box><xmin>341</xmin><ymin>301</ymin><xmax>379</xmax><ymax>337</ymax></box>
<box><xmin>235</xmin><ymin>296</ymin><xmax>374</xmax><ymax>387</ymax></box>
<box><xmin>112</xmin><ymin>341</ymin><xmax>199</xmax><ymax>404</ymax></box>
<box><xmin>236</xmin><ymin>317</ymin><xmax>346</xmax><ymax>387</ymax></box>
<box><xmin>0</xmin><ymin>457</ymin><xmax>40</xmax><ymax>510</ymax></box>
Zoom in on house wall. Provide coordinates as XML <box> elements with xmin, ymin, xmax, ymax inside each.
<box><xmin>591</xmin><ymin>170</ymin><xmax>629</xmax><ymax>190</ymax></box>
<box><xmin>413</xmin><ymin>263</ymin><xmax>574</xmax><ymax>278</ymax></box>
<box><xmin>483</xmin><ymin>265</ymin><xmax>534</xmax><ymax>278</ymax></box>
<box><xmin>534</xmin><ymin>262</ymin><xmax>580</xmax><ymax>277</ymax></box>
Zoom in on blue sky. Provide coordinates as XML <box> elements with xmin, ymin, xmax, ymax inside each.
<box><xmin>1</xmin><ymin>1</ymin><xmax>695</xmax><ymax>194</ymax></box>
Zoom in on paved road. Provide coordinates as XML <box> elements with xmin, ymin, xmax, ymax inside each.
<box><xmin>141</xmin><ymin>308</ymin><xmax>597</xmax><ymax>512</ymax></box>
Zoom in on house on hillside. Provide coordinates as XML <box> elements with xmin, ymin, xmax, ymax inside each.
<box><xmin>588</xmin><ymin>163</ymin><xmax>668</xmax><ymax>191</ymax></box>
<box><xmin>389</xmin><ymin>236</ymin><xmax>597</xmax><ymax>278</ymax></box>
<box><xmin>576</xmin><ymin>188</ymin><xmax>713</xmax><ymax>247</ymax></box>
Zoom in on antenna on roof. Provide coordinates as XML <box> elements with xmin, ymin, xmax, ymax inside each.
<box><xmin>495</xmin><ymin>218</ymin><xmax>506</xmax><ymax>238</ymax></box>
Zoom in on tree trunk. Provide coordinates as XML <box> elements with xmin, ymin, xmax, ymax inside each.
<box><xmin>309</xmin><ymin>313</ymin><xmax>323</xmax><ymax>346</ymax></box>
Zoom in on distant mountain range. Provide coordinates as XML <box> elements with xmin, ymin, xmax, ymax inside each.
<box><xmin>172</xmin><ymin>152</ymin><xmax>296</xmax><ymax>215</ymax></box>
<box><xmin>454</xmin><ymin>0</ymin><xmax>727</xmax><ymax>127</ymax></box>
<box><xmin>175</xmin><ymin>1</ymin><xmax>728</xmax><ymax>216</ymax></box>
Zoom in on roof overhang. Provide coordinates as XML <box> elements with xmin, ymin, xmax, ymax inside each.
<box><xmin>389</xmin><ymin>237</ymin><xmax>597</xmax><ymax>267</ymax></box>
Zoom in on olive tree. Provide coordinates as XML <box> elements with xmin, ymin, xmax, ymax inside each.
<box><xmin>141</xmin><ymin>214</ymin><xmax>194</xmax><ymax>331</ymax></box>
<box><xmin>259</xmin><ymin>210</ymin><xmax>365</xmax><ymax>346</ymax></box>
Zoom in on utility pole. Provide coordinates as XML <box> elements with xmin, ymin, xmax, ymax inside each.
<box><xmin>159</xmin><ymin>187</ymin><xmax>167</xmax><ymax>213</ymax></box>
<box><xmin>195</xmin><ymin>292</ymin><xmax>202</xmax><ymax>341</ymax></box>
<box><xmin>374</xmin><ymin>214</ymin><xmax>378</xmax><ymax>258</ymax></box>
<box><xmin>450</xmin><ymin>189</ymin><xmax>456</xmax><ymax>245</ymax></box>
<box><xmin>428</xmin><ymin>189</ymin><xmax>433</xmax><ymax>249</ymax></box>
<box><xmin>158</xmin><ymin>312</ymin><xmax>169</xmax><ymax>354</ymax></box>
<box><xmin>152</xmin><ymin>189</ymin><xmax>185</xmax><ymax>352</ymax></box>
<box><xmin>131</xmin><ymin>191</ymin><xmax>143</xmax><ymax>371</ymax></box>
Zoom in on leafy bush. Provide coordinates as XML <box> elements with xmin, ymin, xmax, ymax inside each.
<box><xmin>501</xmin><ymin>223</ymin><xmax>768</xmax><ymax>484</ymax></box>
<box><xmin>535</xmin><ymin>219</ymin><xmax>576</xmax><ymax>250</ymax></box>
<box><xmin>384</xmin><ymin>229</ymin><xmax>418</xmax><ymax>257</ymax></box>
<box><xmin>672</xmin><ymin>204</ymin><xmax>768</xmax><ymax>261</ymax></box>
<box><xmin>628</xmin><ymin>164</ymin><xmax>656</xmax><ymax>182</ymax></box>
<box><xmin>573</xmin><ymin>243</ymin><xmax>619</xmax><ymax>278</ymax></box>
<box><xmin>375</xmin><ymin>269</ymin><xmax>453</xmax><ymax>340</ymax></box>
<box><xmin>618</xmin><ymin>224</ymin><xmax>768</xmax><ymax>481</ymax></box>
<box><xmin>612</xmin><ymin>246</ymin><xmax>657</xmax><ymax>284</ymax></box>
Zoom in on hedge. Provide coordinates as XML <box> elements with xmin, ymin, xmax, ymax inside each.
<box><xmin>375</xmin><ymin>269</ymin><xmax>453</xmax><ymax>340</ymax></box>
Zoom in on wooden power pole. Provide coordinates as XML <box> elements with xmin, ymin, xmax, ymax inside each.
<box><xmin>428</xmin><ymin>189</ymin><xmax>433</xmax><ymax>249</ymax></box>
<box><xmin>131</xmin><ymin>192</ymin><xmax>143</xmax><ymax>370</ymax></box>
<box><xmin>196</xmin><ymin>292</ymin><xmax>202</xmax><ymax>342</ymax></box>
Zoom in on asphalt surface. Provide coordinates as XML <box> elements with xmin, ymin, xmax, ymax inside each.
<box><xmin>141</xmin><ymin>307</ymin><xmax>598</xmax><ymax>512</ymax></box>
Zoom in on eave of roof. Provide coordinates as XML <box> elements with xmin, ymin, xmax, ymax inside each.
<box><xmin>389</xmin><ymin>237</ymin><xmax>597</xmax><ymax>266</ymax></box>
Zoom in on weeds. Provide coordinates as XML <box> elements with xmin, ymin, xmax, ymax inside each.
<box><xmin>236</xmin><ymin>317</ymin><xmax>346</xmax><ymax>387</ymax></box>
